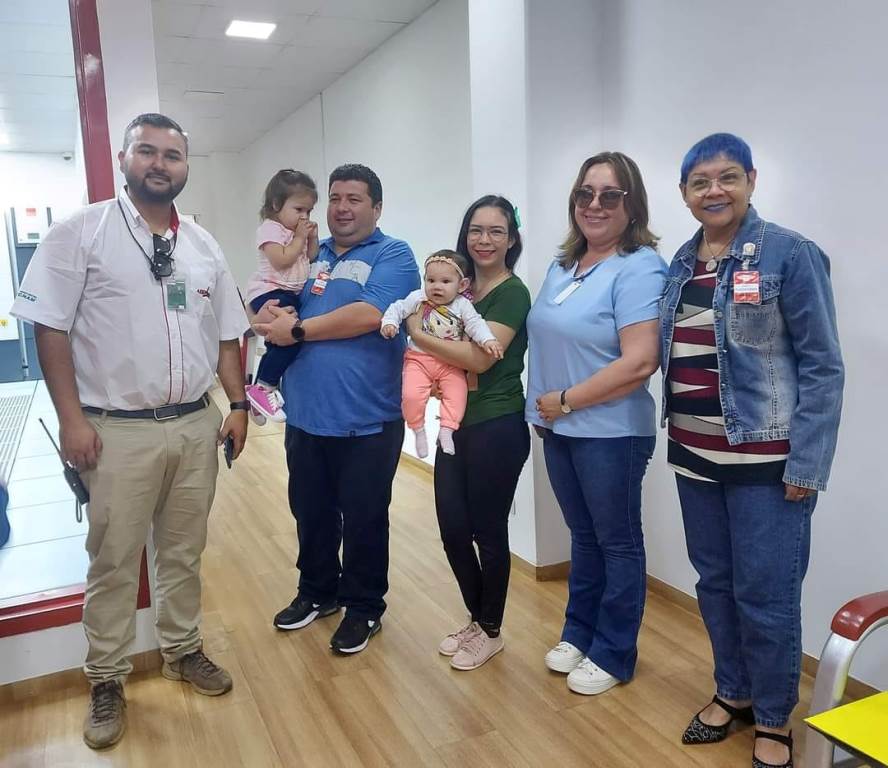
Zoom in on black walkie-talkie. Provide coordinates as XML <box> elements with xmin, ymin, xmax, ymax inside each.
<box><xmin>38</xmin><ymin>418</ymin><xmax>90</xmax><ymax>520</ymax></box>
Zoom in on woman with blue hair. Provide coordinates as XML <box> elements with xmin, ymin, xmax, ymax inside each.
<box><xmin>660</xmin><ymin>133</ymin><xmax>844</xmax><ymax>768</ymax></box>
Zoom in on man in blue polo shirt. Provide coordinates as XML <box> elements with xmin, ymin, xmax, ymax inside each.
<box><xmin>255</xmin><ymin>164</ymin><xmax>419</xmax><ymax>654</ymax></box>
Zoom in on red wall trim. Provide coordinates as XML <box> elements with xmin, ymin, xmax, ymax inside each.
<box><xmin>0</xmin><ymin>554</ymin><xmax>151</xmax><ymax>638</ymax></box>
<box><xmin>68</xmin><ymin>0</ymin><xmax>116</xmax><ymax>203</ymax></box>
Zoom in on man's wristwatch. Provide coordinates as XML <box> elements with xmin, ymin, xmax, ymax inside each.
<box><xmin>290</xmin><ymin>319</ymin><xmax>305</xmax><ymax>342</ymax></box>
<box><xmin>230</xmin><ymin>400</ymin><xmax>250</xmax><ymax>412</ymax></box>
<box><xmin>560</xmin><ymin>390</ymin><xmax>573</xmax><ymax>415</ymax></box>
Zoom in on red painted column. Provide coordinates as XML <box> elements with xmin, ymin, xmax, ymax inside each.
<box><xmin>68</xmin><ymin>0</ymin><xmax>115</xmax><ymax>203</ymax></box>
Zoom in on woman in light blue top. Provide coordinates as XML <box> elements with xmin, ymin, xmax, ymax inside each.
<box><xmin>526</xmin><ymin>151</ymin><xmax>666</xmax><ymax>696</ymax></box>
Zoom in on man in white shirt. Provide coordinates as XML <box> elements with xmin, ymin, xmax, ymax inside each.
<box><xmin>10</xmin><ymin>113</ymin><xmax>250</xmax><ymax>750</ymax></box>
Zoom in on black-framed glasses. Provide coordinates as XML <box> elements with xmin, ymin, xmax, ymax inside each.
<box><xmin>151</xmin><ymin>234</ymin><xmax>174</xmax><ymax>279</ymax></box>
<box><xmin>572</xmin><ymin>186</ymin><xmax>628</xmax><ymax>210</ymax></box>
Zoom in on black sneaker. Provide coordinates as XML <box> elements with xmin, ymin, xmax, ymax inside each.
<box><xmin>330</xmin><ymin>613</ymin><xmax>381</xmax><ymax>654</ymax></box>
<box><xmin>273</xmin><ymin>595</ymin><xmax>339</xmax><ymax>630</ymax></box>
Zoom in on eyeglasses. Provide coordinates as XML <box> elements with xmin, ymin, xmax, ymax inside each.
<box><xmin>150</xmin><ymin>234</ymin><xmax>174</xmax><ymax>279</ymax></box>
<box><xmin>685</xmin><ymin>171</ymin><xmax>747</xmax><ymax>197</ymax></box>
<box><xmin>466</xmin><ymin>225</ymin><xmax>509</xmax><ymax>242</ymax></box>
<box><xmin>572</xmin><ymin>187</ymin><xmax>628</xmax><ymax>210</ymax></box>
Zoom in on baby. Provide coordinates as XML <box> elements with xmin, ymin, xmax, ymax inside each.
<box><xmin>381</xmin><ymin>250</ymin><xmax>503</xmax><ymax>457</ymax></box>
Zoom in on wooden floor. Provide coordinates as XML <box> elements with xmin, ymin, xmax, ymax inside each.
<box><xmin>0</xmin><ymin>418</ymin><xmax>817</xmax><ymax>767</ymax></box>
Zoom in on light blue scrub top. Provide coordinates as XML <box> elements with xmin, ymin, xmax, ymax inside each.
<box><xmin>525</xmin><ymin>246</ymin><xmax>667</xmax><ymax>438</ymax></box>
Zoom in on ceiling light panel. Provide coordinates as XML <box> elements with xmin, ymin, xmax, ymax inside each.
<box><xmin>225</xmin><ymin>20</ymin><xmax>276</xmax><ymax>40</ymax></box>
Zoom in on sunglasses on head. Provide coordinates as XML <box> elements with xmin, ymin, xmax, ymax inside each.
<box><xmin>150</xmin><ymin>234</ymin><xmax>174</xmax><ymax>279</ymax></box>
<box><xmin>572</xmin><ymin>186</ymin><xmax>628</xmax><ymax>210</ymax></box>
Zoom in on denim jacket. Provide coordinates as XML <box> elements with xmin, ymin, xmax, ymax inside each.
<box><xmin>659</xmin><ymin>207</ymin><xmax>844</xmax><ymax>491</ymax></box>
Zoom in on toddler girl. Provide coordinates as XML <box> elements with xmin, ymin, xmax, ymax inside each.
<box><xmin>244</xmin><ymin>170</ymin><xmax>318</xmax><ymax>423</ymax></box>
<box><xmin>381</xmin><ymin>250</ymin><xmax>503</xmax><ymax>457</ymax></box>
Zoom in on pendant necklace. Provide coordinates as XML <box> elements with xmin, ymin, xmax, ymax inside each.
<box><xmin>703</xmin><ymin>235</ymin><xmax>731</xmax><ymax>272</ymax></box>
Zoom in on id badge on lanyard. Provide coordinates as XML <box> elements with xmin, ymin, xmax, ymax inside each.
<box><xmin>166</xmin><ymin>276</ymin><xmax>187</xmax><ymax>310</ymax></box>
<box><xmin>553</xmin><ymin>264</ymin><xmax>597</xmax><ymax>305</ymax></box>
<box><xmin>553</xmin><ymin>280</ymin><xmax>582</xmax><ymax>304</ymax></box>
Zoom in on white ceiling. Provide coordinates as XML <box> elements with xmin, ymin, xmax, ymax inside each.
<box><xmin>153</xmin><ymin>0</ymin><xmax>438</xmax><ymax>155</ymax></box>
<box><xmin>0</xmin><ymin>0</ymin><xmax>78</xmax><ymax>154</ymax></box>
<box><xmin>0</xmin><ymin>0</ymin><xmax>436</xmax><ymax>156</ymax></box>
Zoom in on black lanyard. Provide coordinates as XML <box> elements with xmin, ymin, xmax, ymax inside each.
<box><xmin>117</xmin><ymin>199</ymin><xmax>177</xmax><ymax>276</ymax></box>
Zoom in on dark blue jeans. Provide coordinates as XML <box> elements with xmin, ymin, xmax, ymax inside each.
<box><xmin>284</xmin><ymin>420</ymin><xmax>404</xmax><ymax>620</ymax></box>
<box><xmin>543</xmin><ymin>432</ymin><xmax>655</xmax><ymax>681</ymax></box>
<box><xmin>675</xmin><ymin>475</ymin><xmax>816</xmax><ymax>727</ymax></box>
<box><xmin>250</xmin><ymin>289</ymin><xmax>301</xmax><ymax>388</ymax></box>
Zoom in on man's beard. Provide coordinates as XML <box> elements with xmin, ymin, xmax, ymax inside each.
<box><xmin>127</xmin><ymin>170</ymin><xmax>187</xmax><ymax>204</ymax></box>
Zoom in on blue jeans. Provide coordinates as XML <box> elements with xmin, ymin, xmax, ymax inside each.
<box><xmin>675</xmin><ymin>475</ymin><xmax>816</xmax><ymax>727</ymax></box>
<box><xmin>250</xmin><ymin>289</ymin><xmax>301</xmax><ymax>388</ymax></box>
<box><xmin>543</xmin><ymin>433</ymin><xmax>655</xmax><ymax>681</ymax></box>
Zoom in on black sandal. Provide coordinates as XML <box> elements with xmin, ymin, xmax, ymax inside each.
<box><xmin>752</xmin><ymin>729</ymin><xmax>793</xmax><ymax>768</ymax></box>
<box><xmin>681</xmin><ymin>695</ymin><xmax>755</xmax><ymax>745</ymax></box>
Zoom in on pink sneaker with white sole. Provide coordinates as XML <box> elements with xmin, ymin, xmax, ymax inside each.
<box><xmin>246</xmin><ymin>384</ymin><xmax>287</xmax><ymax>422</ymax></box>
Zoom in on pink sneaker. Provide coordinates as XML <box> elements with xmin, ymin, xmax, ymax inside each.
<box><xmin>246</xmin><ymin>384</ymin><xmax>286</xmax><ymax>423</ymax></box>
<box><xmin>438</xmin><ymin>621</ymin><xmax>481</xmax><ymax>657</ymax></box>
<box><xmin>450</xmin><ymin>629</ymin><xmax>504</xmax><ymax>670</ymax></box>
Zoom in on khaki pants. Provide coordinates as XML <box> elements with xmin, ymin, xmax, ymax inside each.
<box><xmin>81</xmin><ymin>402</ymin><xmax>223</xmax><ymax>684</ymax></box>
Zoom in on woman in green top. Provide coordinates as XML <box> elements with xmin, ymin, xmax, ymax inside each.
<box><xmin>407</xmin><ymin>195</ymin><xmax>531</xmax><ymax>671</ymax></box>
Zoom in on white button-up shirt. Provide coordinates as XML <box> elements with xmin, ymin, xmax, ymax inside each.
<box><xmin>10</xmin><ymin>190</ymin><xmax>249</xmax><ymax>410</ymax></box>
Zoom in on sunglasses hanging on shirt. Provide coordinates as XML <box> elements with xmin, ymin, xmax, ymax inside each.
<box><xmin>117</xmin><ymin>199</ymin><xmax>177</xmax><ymax>280</ymax></box>
<box><xmin>150</xmin><ymin>234</ymin><xmax>175</xmax><ymax>279</ymax></box>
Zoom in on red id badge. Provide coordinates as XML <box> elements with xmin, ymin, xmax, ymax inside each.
<box><xmin>310</xmin><ymin>271</ymin><xmax>330</xmax><ymax>295</ymax></box>
<box><xmin>733</xmin><ymin>270</ymin><xmax>761</xmax><ymax>304</ymax></box>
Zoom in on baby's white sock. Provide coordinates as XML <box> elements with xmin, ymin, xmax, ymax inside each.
<box><xmin>438</xmin><ymin>427</ymin><xmax>455</xmax><ymax>455</ymax></box>
<box><xmin>414</xmin><ymin>428</ymin><xmax>429</xmax><ymax>458</ymax></box>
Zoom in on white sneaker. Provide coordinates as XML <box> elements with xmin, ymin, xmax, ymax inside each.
<box><xmin>249</xmin><ymin>405</ymin><xmax>266</xmax><ymax>426</ymax></box>
<box><xmin>566</xmin><ymin>657</ymin><xmax>621</xmax><ymax>695</ymax></box>
<box><xmin>544</xmin><ymin>641</ymin><xmax>584</xmax><ymax>673</ymax></box>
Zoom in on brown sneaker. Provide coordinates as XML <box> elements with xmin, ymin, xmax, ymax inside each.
<box><xmin>83</xmin><ymin>680</ymin><xmax>127</xmax><ymax>749</ymax></box>
<box><xmin>162</xmin><ymin>649</ymin><xmax>233</xmax><ymax>696</ymax></box>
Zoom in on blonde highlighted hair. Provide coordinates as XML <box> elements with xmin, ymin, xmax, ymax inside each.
<box><xmin>559</xmin><ymin>152</ymin><xmax>659</xmax><ymax>268</ymax></box>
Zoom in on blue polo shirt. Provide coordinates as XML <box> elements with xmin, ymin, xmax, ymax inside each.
<box><xmin>525</xmin><ymin>246</ymin><xmax>666</xmax><ymax>438</ymax></box>
<box><xmin>282</xmin><ymin>228</ymin><xmax>420</xmax><ymax>436</ymax></box>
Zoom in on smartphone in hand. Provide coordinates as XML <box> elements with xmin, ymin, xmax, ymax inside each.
<box><xmin>224</xmin><ymin>435</ymin><xmax>234</xmax><ymax>468</ymax></box>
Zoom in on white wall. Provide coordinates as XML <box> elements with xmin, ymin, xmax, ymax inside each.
<box><xmin>0</xmin><ymin>611</ymin><xmax>157</xmax><ymax>686</ymax></box>
<box><xmin>0</xmin><ymin>153</ymin><xmax>86</xmax><ymax>217</ymax></box>
<box><xmin>464</xmin><ymin>0</ymin><xmax>540</xmax><ymax>561</ymax></box>
<box><xmin>322</xmin><ymin>1</ymin><xmax>472</xmax><ymax>265</ymax></box>
<box><xmin>597</xmin><ymin>0</ymin><xmax>888</xmax><ymax>690</ymax></box>
<box><xmin>96</xmin><ymin>0</ymin><xmax>159</xmax><ymax>192</ymax></box>
<box><xmin>522</xmin><ymin>0</ymin><xmax>609</xmax><ymax>566</ymax></box>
